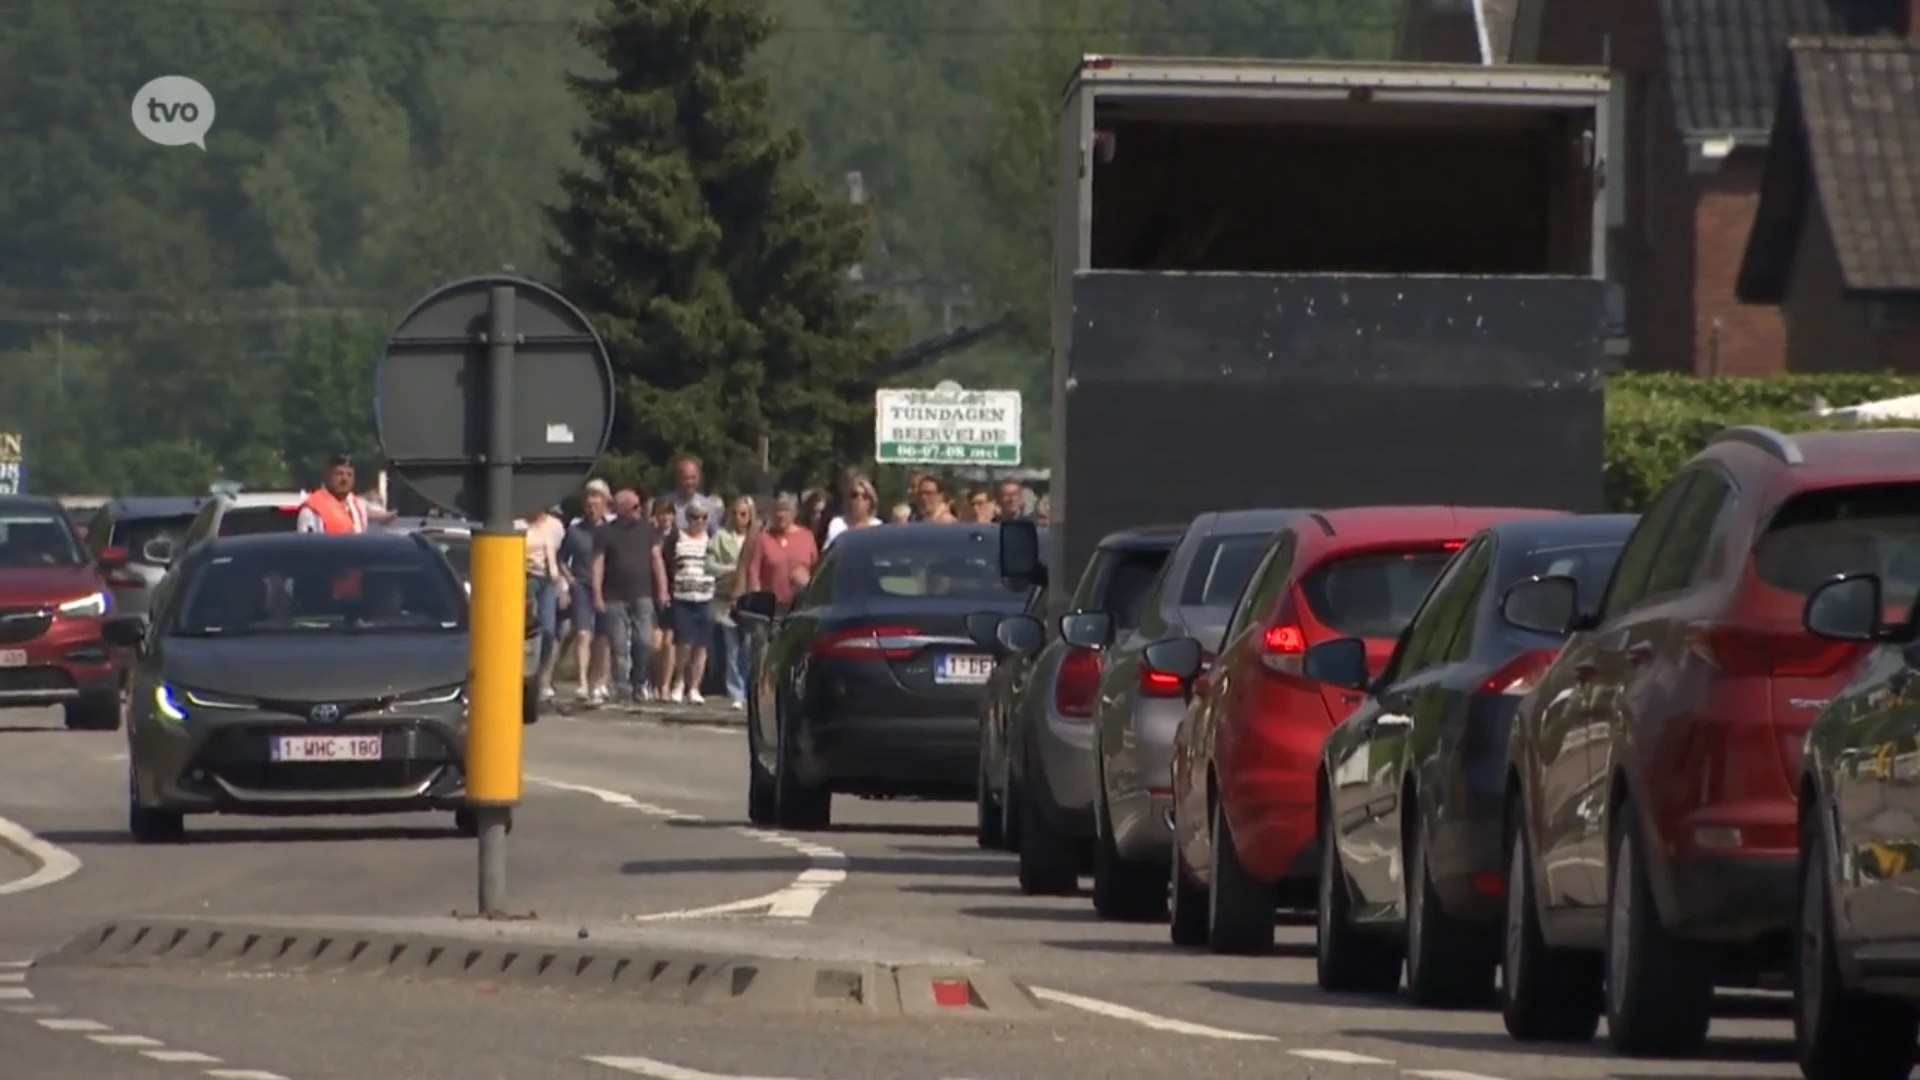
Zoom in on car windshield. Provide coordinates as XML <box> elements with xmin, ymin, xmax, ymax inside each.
<box><xmin>217</xmin><ymin>506</ymin><xmax>303</xmax><ymax>537</ymax></box>
<box><xmin>115</xmin><ymin>514</ymin><xmax>197</xmax><ymax>562</ymax></box>
<box><xmin>422</xmin><ymin>534</ymin><xmax>472</xmax><ymax>580</ymax></box>
<box><xmin>175</xmin><ymin>547</ymin><xmax>465</xmax><ymax>635</ymax></box>
<box><xmin>1301</xmin><ymin>549</ymin><xmax>1455</xmax><ymax>639</ymax></box>
<box><xmin>846</xmin><ymin>538</ymin><xmax>1023</xmax><ymax>599</ymax></box>
<box><xmin>0</xmin><ymin>513</ymin><xmax>85</xmax><ymax>568</ymax></box>
<box><xmin>1179</xmin><ymin>532</ymin><xmax>1271</xmax><ymax>609</ymax></box>
<box><xmin>1510</xmin><ymin>541</ymin><xmax>1626</xmax><ymax>610</ymax></box>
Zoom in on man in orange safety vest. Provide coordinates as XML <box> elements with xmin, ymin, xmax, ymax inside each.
<box><xmin>297</xmin><ymin>454</ymin><xmax>396</xmax><ymax>534</ymax></box>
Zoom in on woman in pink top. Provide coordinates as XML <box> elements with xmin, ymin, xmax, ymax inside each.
<box><xmin>746</xmin><ymin>493</ymin><xmax>819</xmax><ymax>607</ymax></box>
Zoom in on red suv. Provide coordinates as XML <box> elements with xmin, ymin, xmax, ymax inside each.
<box><xmin>1499</xmin><ymin>425</ymin><xmax>1920</xmax><ymax>1057</ymax></box>
<box><xmin>0</xmin><ymin>495</ymin><xmax>121</xmax><ymax>730</ymax></box>
<box><xmin>1157</xmin><ymin>505</ymin><xmax>1560</xmax><ymax>954</ymax></box>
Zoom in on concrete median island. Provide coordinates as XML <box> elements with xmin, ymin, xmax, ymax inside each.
<box><xmin>38</xmin><ymin>915</ymin><xmax>1041</xmax><ymax>1019</ymax></box>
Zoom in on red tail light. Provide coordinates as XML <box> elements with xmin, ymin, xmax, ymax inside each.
<box><xmin>1479</xmin><ymin>648</ymin><xmax>1559</xmax><ymax>696</ymax></box>
<box><xmin>1140</xmin><ymin>665</ymin><xmax>1184</xmax><ymax>697</ymax></box>
<box><xmin>1260</xmin><ymin>623</ymin><xmax>1306</xmax><ymax>675</ymax></box>
<box><xmin>1442</xmin><ymin>540</ymin><xmax>1464</xmax><ymax>551</ymax></box>
<box><xmin>1056</xmin><ymin>647</ymin><xmax>1102</xmax><ymax>719</ymax></box>
<box><xmin>813</xmin><ymin>625</ymin><xmax>924</xmax><ymax>660</ymax></box>
<box><xmin>1689</xmin><ymin>624</ymin><xmax>1860</xmax><ymax>678</ymax></box>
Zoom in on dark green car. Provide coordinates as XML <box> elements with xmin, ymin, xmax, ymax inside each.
<box><xmin>106</xmin><ymin>531</ymin><xmax>479</xmax><ymax>843</ymax></box>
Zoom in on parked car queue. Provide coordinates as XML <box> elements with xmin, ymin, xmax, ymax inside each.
<box><xmin>724</xmin><ymin>423</ymin><xmax>1920</xmax><ymax>1080</ymax></box>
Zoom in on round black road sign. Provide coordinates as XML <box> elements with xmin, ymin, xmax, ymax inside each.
<box><xmin>375</xmin><ymin>275</ymin><xmax>613</xmax><ymax>520</ymax></box>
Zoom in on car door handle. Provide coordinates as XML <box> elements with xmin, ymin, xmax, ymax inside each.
<box><xmin>1625</xmin><ymin>642</ymin><xmax>1655</xmax><ymax>665</ymax></box>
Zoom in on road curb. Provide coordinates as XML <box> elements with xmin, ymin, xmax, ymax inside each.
<box><xmin>556</xmin><ymin>703</ymin><xmax>745</xmax><ymax>728</ymax></box>
<box><xmin>37</xmin><ymin>917</ymin><xmax>1041</xmax><ymax>1019</ymax></box>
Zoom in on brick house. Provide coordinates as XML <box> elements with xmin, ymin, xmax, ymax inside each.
<box><xmin>1736</xmin><ymin>40</ymin><xmax>1920</xmax><ymax>371</ymax></box>
<box><xmin>1396</xmin><ymin>0</ymin><xmax>1911</xmax><ymax>375</ymax></box>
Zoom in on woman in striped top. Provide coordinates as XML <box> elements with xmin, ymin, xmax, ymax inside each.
<box><xmin>661</xmin><ymin>498</ymin><xmax>717</xmax><ymax>704</ymax></box>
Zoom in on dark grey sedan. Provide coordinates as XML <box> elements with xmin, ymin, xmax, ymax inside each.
<box><xmin>107</xmin><ymin>531</ymin><xmax>478</xmax><ymax>843</ymax></box>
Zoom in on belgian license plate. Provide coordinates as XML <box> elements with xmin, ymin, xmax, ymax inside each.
<box><xmin>271</xmin><ymin>735</ymin><xmax>382</xmax><ymax>762</ymax></box>
<box><xmin>935</xmin><ymin>653</ymin><xmax>994</xmax><ymax>684</ymax></box>
<box><xmin>0</xmin><ymin>650</ymin><xmax>23</xmax><ymax>667</ymax></box>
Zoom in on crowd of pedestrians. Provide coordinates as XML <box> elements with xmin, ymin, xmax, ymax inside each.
<box><xmin>527</xmin><ymin>458</ymin><xmax>1045</xmax><ymax>710</ymax></box>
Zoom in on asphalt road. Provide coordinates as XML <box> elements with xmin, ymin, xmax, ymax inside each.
<box><xmin>0</xmin><ymin>704</ymin><xmax>1807</xmax><ymax>1080</ymax></box>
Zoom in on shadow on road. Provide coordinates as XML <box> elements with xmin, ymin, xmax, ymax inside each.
<box><xmin>619</xmin><ymin>852</ymin><xmax>1011</xmax><ymax>877</ymax></box>
<box><xmin>957</xmin><ymin>904</ymin><xmax>1098</xmax><ymax>924</ymax></box>
<box><xmin>36</xmin><ymin>826</ymin><xmax>457</xmax><ymax>846</ymax></box>
<box><xmin>1199</xmin><ymin>976</ymin><xmax>1407</xmax><ymax>1010</ymax></box>
<box><xmin>0</xmin><ymin>725</ymin><xmax>65</xmax><ymax>734</ymax></box>
<box><xmin>885</xmin><ymin>842</ymin><xmax>993</xmax><ymax>856</ymax></box>
<box><xmin>897</xmin><ymin>881</ymin><xmax>1024</xmax><ymax>898</ymax></box>
<box><xmin>1041</xmin><ymin>937</ymin><xmax>1188</xmax><ymax>956</ymax></box>
<box><xmin>823</xmin><ymin>822</ymin><xmax>976</xmax><ymax>839</ymax></box>
<box><xmin>1345</xmin><ymin>1026</ymin><xmax>1793</xmax><ymax>1065</ymax></box>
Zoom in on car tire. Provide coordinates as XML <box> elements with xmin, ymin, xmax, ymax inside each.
<box><xmin>771</xmin><ymin>716</ymin><xmax>831</xmax><ymax>831</ymax></box>
<box><xmin>1500</xmin><ymin>802</ymin><xmax>1602</xmax><ymax>1042</ymax></box>
<box><xmin>975</xmin><ymin>749</ymin><xmax>1004</xmax><ymax>850</ymax></box>
<box><xmin>65</xmin><ymin>690</ymin><xmax>121</xmax><ymax>731</ymax></box>
<box><xmin>1404</xmin><ymin>806</ymin><xmax>1496</xmax><ymax>1007</ymax></box>
<box><xmin>1016</xmin><ymin>779</ymin><xmax>1080</xmax><ymax>896</ymax></box>
<box><xmin>1207</xmin><ymin>796</ymin><xmax>1275</xmax><ymax>955</ymax></box>
<box><xmin>1001</xmin><ymin>760</ymin><xmax>1023</xmax><ymax>854</ymax></box>
<box><xmin>1315</xmin><ymin>797</ymin><xmax>1402</xmax><ymax>991</ymax></box>
<box><xmin>1092</xmin><ymin>787</ymin><xmax>1166</xmax><ymax>921</ymax></box>
<box><xmin>522</xmin><ymin>680</ymin><xmax>540</xmax><ymax>725</ymax></box>
<box><xmin>746</xmin><ymin>724</ymin><xmax>776</xmax><ymax>826</ymax></box>
<box><xmin>1605</xmin><ymin>796</ymin><xmax>1714</xmax><ymax>1057</ymax></box>
<box><xmin>1796</xmin><ymin>809</ymin><xmax>1920</xmax><ymax>1079</ymax></box>
<box><xmin>1169</xmin><ymin>822</ymin><xmax>1210</xmax><ymax>947</ymax></box>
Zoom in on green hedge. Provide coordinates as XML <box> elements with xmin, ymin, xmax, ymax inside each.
<box><xmin>1604</xmin><ymin>374</ymin><xmax>1920</xmax><ymax>511</ymax></box>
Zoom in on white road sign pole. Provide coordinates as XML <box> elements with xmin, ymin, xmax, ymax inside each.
<box><xmin>874</xmin><ymin>383</ymin><xmax>1022</xmax><ymax>467</ymax></box>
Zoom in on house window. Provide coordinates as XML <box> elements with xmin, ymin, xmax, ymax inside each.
<box><xmin>1869</xmin><ymin>298</ymin><xmax>1920</xmax><ymax>331</ymax></box>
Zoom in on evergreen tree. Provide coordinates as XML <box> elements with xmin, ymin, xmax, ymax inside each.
<box><xmin>549</xmin><ymin>0</ymin><xmax>888</xmax><ymax>493</ymax></box>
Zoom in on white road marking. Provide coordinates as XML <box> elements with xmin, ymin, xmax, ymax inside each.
<box><xmin>4</xmin><ymin>1004</ymin><xmax>57</xmax><ymax>1013</ymax></box>
<box><xmin>1291</xmin><ymin>1049</ymin><xmax>1394</xmax><ymax>1064</ymax></box>
<box><xmin>89</xmin><ymin>1034</ymin><xmax>166</xmax><ymax>1047</ymax></box>
<box><xmin>0</xmin><ymin>812</ymin><xmax>82</xmax><ymax>896</ymax></box>
<box><xmin>0</xmin><ymin>971</ymin><xmax>23</xmax><ymax>982</ymax></box>
<box><xmin>142</xmin><ymin>1049</ymin><xmax>223</xmax><ymax>1063</ymax></box>
<box><xmin>586</xmin><ymin>1056</ymin><xmax>789</xmax><ymax>1079</ymax></box>
<box><xmin>0</xmin><ymin>959</ymin><xmax>30</xmax><ymax>967</ymax></box>
<box><xmin>530</xmin><ymin>777</ymin><xmax>848</xmax><ymax>920</ymax></box>
<box><xmin>1404</xmin><ymin>1071</ymin><xmax>1512</xmax><ymax>1080</ymax></box>
<box><xmin>0</xmin><ymin>986</ymin><xmax>33</xmax><ymax>999</ymax></box>
<box><xmin>205</xmin><ymin>1071</ymin><xmax>294</xmax><ymax>1080</ymax></box>
<box><xmin>1028</xmin><ymin>986</ymin><xmax>1276</xmax><ymax>1041</ymax></box>
<box><xmin>38</xmin><ymin>1017</ymin><xmax>110</xmax><ymax>1031</ymax></box>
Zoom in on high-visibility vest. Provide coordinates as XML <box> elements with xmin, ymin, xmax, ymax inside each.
<box><xmin>302</xmin><ymin>490</ymin><xmax>367</xmax><ymax>534</ymax></box>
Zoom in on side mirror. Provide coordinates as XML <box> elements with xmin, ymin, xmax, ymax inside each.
<box><xmin>1059</xmin><ymin>611</ymin><xmax>1114</xmax><ymax>649</ymax></box>
<box><xmin>735</xmin><ymin>591</ymin><xmax>778</xmax><ymax>622</ymax></box>
<box><xmin>1142</xmin><ymin>636</ymin><xmax>1205</xmax><ymax>684</ymax></box>
<box><xmin>999</xmin><ymin>520</ymin><xmax>1047</xmax><ymax>589</ymax></box>
<box><xmin>101</xmin><ymin>616</ymin><xmax>147</xmax><ymax>649</ymax></box>
<box><xmin>1501</xmin><ymin>574</ymin><xmax>1580</xmax><ymax>636</ymax></box>
<box><xmin>140</xmin><ymin>537</ymin><xmax>176</xmax><ymax>565</ymax></box>
<box><xmin>993</xmin><ymin>613</ymin><xmax>1045</xmax><ymax>656</ymax></box>
<box><xmin>1303</xmin><ymin>636</ymin><xmax>1369</xmax><ymax>689</ymax></box>
<box><xmin>97</xmin><ymin>546</ymin><xmax>128</xmax><ymax>570</ymax></box>
<box><xmin>1805</xmin><ymin>573</ymin><xmax>1887</xmax><ymax>642</ymax></box>
<box><xmin>964</xmin><ymin>611</ymin><xmax>1005</xmax><ymax>649</ymax></box>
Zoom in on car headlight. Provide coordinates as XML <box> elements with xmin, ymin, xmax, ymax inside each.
<box><xmin>59</xmin><ymin>592</ymin><xmax>108</xmax><ymax>618</ymax></box>
<box><xmin>183</xmin><ymin>688</ymin><xmax>255</xmax><ymax>710</ymax></box>
<box><xmin>394</xmin><ymin>685</ymin><xmax>465</xmax><ymax>707</ymax></box>
<box><xmin>154</xmin><ymin>684</ymin><xmax>189</xmax><ymax>723</ymax></box>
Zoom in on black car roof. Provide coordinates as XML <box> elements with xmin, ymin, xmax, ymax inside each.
<box><xmin>206</xmin><ymin>532</ymin><xmax>427</xmax><ymax>556</ymax></box>
<box><xmin>830</xmin><ymin>522</ymin><xmax>1049</xmax><ymax>555</ymax></box>
<box><xmin>0</xmin><ymin>494</ymin><xmax>68</xmax><ymax>514</ymax></box>
<box><xmin>1097</xmin><ymin>524</ymin><xmax>1186</xmax><ymax>551</ymax></box>
<box><xmin>1483</xmin><ymin>513</ymin><xmax>1639</xmax><ymax>549</ymax></box>
<box><xmin>1187</xmin><ymin>508</ymin><xmax>1313</xmax><ymax>537</ymax></box>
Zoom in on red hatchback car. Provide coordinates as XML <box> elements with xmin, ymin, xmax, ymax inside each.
<box><xmin>0</xmin><ymin>495</ymin><xmax>121</xmax><ymax>730</ymax></box>
<box><xmin>1159</xmin><ymin>505</ymin><xmax>1561</xmax><ymax>954</ymax></box>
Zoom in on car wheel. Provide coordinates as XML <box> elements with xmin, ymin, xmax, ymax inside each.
<box><xmin>1796</xmin><ymin>809</ymin><xmax>1920</xmax><ymax>1079</ymax></box>
<box><xmin>771</xmin><ymin>716</ymin><xmax>831</xmax><ymax>831</ymax></box>
<box><xmin>126</xmin><ymin>767</ymin><xmax>184</xmax><ymax>844</ymax></box>
<box><xmin>64</xmin><ymin>690</ymin><xmax>121</xmax><ymax>731</ymax></box>
<box><xmin>1001</xmin><ymin>758</ymin><xmax>1023</xmax><ymax>854</ymax></box>
<box><xmin>1016</xmin><ymin>779</ymin><xmax>1080</xmax><ymax>896</ymax></box>
<box><xmin>746</xmin><ymin>722</ymin><xmax>775</xmax><ymax>826</ymax></box>
<box><xmin>1092</xmin><ymin>787</ymin><xmax>1166</xmax><ymax>921</ymax></box>
<box><xmin>1606</xmin><ymin>795</ymin><xmax>1714</xmax><ymax>1057</ymax></box>
<box><xmin>1207</xmin><ymin>796</ymin><xmax>1274</xmax><ymax>955</ymax></box>
<box><xmin>975</xmin><ymin>749</ymin><xmax>1004</xmax><ymax>850</ymax></box>
<box><xmin>522</xmin><ymin>680</ymin><xmax>540</xmax><ymax>725</ymax></box>
<box><xmin>1500</xmin><ymin>800</ymin><xmax>1602</xmax><ymax>1041</ymax></box>
<box><xmin>1315</xmin><ymin>797</ymin><xmax>1401</xmax><ymax>991</ymax></box>
<box><xmin>1404</xmin><ymin>805</ymin><xmax>1496</xmax><ymax>1007</ymax></box>
<box><xmin>1169</xmin><ymin>817</ymin><xmax>1210</xmax><ymax>946</ymax></box>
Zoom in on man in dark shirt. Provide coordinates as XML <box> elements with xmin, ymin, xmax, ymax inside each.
<box><xmin>591</xmin><ymin>489</ymin><xmax>669</xmax><ymax>704</ymax></box>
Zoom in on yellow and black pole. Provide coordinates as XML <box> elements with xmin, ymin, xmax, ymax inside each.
<box><xmin>467</xmin><ymin>281</ymin><xmax>526</xmax><ymax>915</ymax></box>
